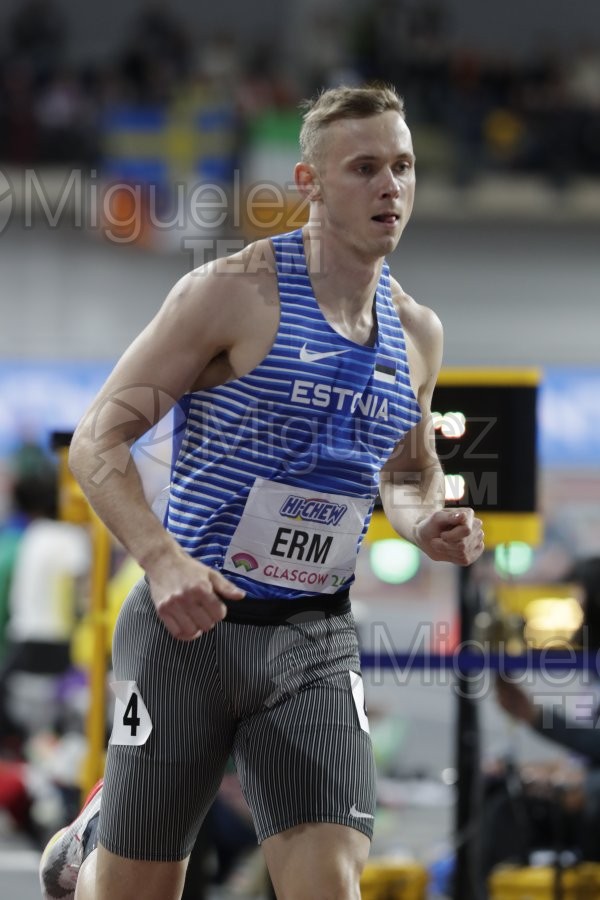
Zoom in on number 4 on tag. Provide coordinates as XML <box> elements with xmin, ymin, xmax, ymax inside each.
<box><xmin>110</xmin><ymin>681</ymin><xmax>153</xmax><ymax>746</ymax></box>
<box><xmin>123</xmin><ymin>693</ymin><xmax>140</xmax><ymax>735</ymax></box>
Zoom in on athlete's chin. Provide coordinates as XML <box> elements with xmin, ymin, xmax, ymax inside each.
<box><xmin>362</xmin><ymin>232</ymin><xmax>401</xmax><ymax>259</ymax></box>
<box><xmin>381</xmin><ymin>232</ymin><xmax>401</xmax><ymax>251</ymax></box>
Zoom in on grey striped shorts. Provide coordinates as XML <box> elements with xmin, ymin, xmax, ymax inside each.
<box><xmin>98</xmin><ymin>579</ymin><xmax>376</xmax><ymax>861</ymax></box>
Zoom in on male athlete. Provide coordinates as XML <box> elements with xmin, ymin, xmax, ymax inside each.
<box><xmin>41</xmin><ymin>84</ymin><xmax>483</xmax><ymax>900</ymax></box>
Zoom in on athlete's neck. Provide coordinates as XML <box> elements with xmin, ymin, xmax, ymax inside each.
<box><xmin>302</xmin><ymin>225</ymin><xmax>383</xmax><ymax>321</ymax></box>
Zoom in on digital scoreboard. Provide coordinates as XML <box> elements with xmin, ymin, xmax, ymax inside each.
<box><xmin>368</xmin><ymin>369</ymin><xmax>542</xmax><ymax>548</ymax></box>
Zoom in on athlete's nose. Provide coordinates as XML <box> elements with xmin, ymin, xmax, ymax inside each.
<box><xmin>378</xmin><ymin>166</ymin><xmax>401</xmax><ymax>198</ymax></box>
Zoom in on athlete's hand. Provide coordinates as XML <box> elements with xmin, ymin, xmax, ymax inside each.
<box><xmin>414</xmin><ymin>507</ymin><xmax>484</xmax><ymax>565</ymax></box>
<box><xmin>495</xmin><ymin>676</ymin><xmax>537</xmax><ymax>725</ymax></box>
<box><xmin>147</xmin><ymin>552</ymin><xmax>245</xmax><ymax>640</ymax></box>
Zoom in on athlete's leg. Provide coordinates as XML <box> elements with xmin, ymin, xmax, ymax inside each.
<box><xmin>71</xmin><ymin>846</ymin><xmax>188</xmax><ymax>900</ymax></box>
<box><xmin>92</xmin><ymin>847</ymin><xmax>188</xmax><ymax>900</ymax></box>
<box><xmin>93</xmin><ymin>580</ymin><xmax>235</xmax><ymax>900</ymax></box>
<box><xmin>74</xmin><ymin>850</ymin><xmax>96</xmax><ymax>900</ymax></box>
<box><xmin>230</xmin><ymin>611</ymin><xmax>375</xmax><ymax>899</ymax></box>
<box><xmin>42</xmin><ymin>775</ymin><xmax>188</xmax><ymax>900</ymax></box>
<box><xmin>262</xmin><ymin>823</ymin><xmax>369</xmax><ymax>900</ymax></box>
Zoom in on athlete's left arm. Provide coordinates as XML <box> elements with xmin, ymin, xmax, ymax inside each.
<box><xmin>378</xmin><ymin>291</ymin><xmax>484</xmax><ymax>566</ymax></box>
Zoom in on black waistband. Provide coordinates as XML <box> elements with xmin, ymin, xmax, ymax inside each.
<box><xmin>223</xmin><ymin>589</ymin><xmax>351</xmax><ymax>625</ymax></box>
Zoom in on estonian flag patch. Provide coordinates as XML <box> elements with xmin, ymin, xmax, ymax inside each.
<box><xmin>374</xmin><ymin>354</ymin><xmax>396</xmax><ymax>384</ymax></box>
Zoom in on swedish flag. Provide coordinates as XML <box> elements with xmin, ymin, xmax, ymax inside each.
<box><xmin>102</xmin><ymin>86</ymin><xmax>236</xmax><ymax>185</ymax></box>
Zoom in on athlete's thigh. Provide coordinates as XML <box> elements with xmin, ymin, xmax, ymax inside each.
<box><xmin>99</xmin><ymin>579</ymin><xmax>235</xmax><ymax>861</ymax></box>
<box><xmin>235</xmin><ymin>660</ymin><xmax>376</xmax><ymax>843</ymax></box>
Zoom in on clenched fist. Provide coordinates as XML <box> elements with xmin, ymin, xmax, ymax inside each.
<box><xmin>414</xmin><ymin>507</ymin><xmax>484</xmax><ymax>565</ymax></box>
<box><xmin>148</xmin><ymin>549</ymin><xmax>245</xmax><ymax>641</ymax></box>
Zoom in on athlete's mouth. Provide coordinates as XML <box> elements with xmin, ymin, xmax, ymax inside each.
<box><xmin>371</xmin><ymin>214</ymin><xmax>400</xmax><ymax>224</ymax></box>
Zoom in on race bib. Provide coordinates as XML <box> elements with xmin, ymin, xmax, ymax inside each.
<box><xmin>350</xmin><ymin>671</ymin><xmax>370</xmax><ymax>733</ymax></box>
<box><xmin>223</xmin><ymin>477</ymin><xmax>371</xmax><ymax>594</ymax></box>
<box><xmin>109</xmin><ymin>681</ymin><xmax>153</xmax><ymax>746</ymax></box>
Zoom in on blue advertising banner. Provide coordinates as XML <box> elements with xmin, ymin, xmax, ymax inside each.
<box><xmin>0</xmin><ymin>361</ymin><xmax>112</xmax><ymax>457</ymax></box>
<box><xmin>0</xmin><ymin>363</ymin><xmax>599</xmax><ymax>469</ymax></box>
<box><xmin>538</xmin><ymin>368</ymin><xmax>600</xmax><ymax>468</ymax></box>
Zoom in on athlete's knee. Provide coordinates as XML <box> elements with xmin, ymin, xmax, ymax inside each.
<box><xmin>280</xmin><ymin>875</ymin><xmax>361</xmax><ymax>900</ymax></box>
<box><xmin>315</xmin><ymin>864</ymin><xmax>362</xmax><ymax>900</ymax></box>
<box><xmin>94</xmin><ymin>846</ymin><xmax>188</xmax><ymax>900</ymax></box>
<box><xmin>278</xmin><ymin>854</ymin><xmax>363</xmax><ymax>900</ymax></box>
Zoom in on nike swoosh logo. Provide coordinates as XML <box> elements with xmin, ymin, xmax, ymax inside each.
<box><xmin>349</xmin><ymin>803</ymin><xmax>374</xmax><ymax>820</ymax></box>
<box><xmin>299</xmin><ymin>344</ymin><xmax>350</xmax><ymax>363</ymax></box>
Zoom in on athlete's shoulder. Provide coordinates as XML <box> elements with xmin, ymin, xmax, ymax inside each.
<box><xmin>181</xmin><ymin>237</ymin><xmax>277</xmax><ymax>300</ymax></box>
<box><xmin>389</xmin><ymin>276</ymin><xmax>443</xmax><ymax>394</ymax></box>
<box><xmin>210</xmin><ymin>236</ymin><xmax>276</xmax><ymax>279</ymax></box>
<box><xmin>389</xmin><ymin>276</ymin><xmax>443</xmax><ymax>348</ymax></box>
<box><xmin>161</xmin><ymin>239</ymin><xmax>277</xmax><ymax>338</ymax></box>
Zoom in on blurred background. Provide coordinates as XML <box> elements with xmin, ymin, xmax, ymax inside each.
<box><xmin>0</xmin><ymin>1</ymin><xmax>599</xmax><ymax>898</ymax></box>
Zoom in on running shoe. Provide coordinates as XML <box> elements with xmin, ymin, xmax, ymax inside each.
<box><xmin>39</xmin><ymin>779</ymin><xmax>103</xmax><ymax>900</ymax></box>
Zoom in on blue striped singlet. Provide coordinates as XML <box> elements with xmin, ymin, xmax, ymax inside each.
<box><xmin>165</xmin><ymin>229</ymin><xmax>421</xmax><ymax>600</ymax></box>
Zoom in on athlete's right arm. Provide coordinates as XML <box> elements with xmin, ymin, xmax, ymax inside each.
<box><xmin>69</xmin><ymin>265</ymin><xmax>247</xmax><ymax>639</ymax></box>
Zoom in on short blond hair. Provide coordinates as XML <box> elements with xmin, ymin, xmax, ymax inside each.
<box><xmin>299</xmin><ymin>84</ymin><xmax>406</xmax><ymax>165</ymax></box>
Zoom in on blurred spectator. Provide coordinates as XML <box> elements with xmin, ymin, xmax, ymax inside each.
<box><xmin>352</xmin><ymin>0</ymin><xmax>414</xmax><ymax>87</ymax></box>
<box><xmin>445</xmin><ymin>50</ymin><xmax>488</xmax><ymax>186</ymax></box>
<box><xmin>0</xmin><ymin>443</ymin><xmax>58</xmax><ymax>662</ymax></box>
<box><xmin>0</xmin><ymin>479</ymin><xmax>37</xmax><ymax>664</ymax></box>
<box><xmin>0</xmin><ymin>4</ymin><xmax>599</xmax><ymax>186</ymax></box>
<box><xmin>8</xmin><ymin>0</ymin><xmax>67</xmax><ymax>81</ymax></box>
<box><xmin>196</xmin><ymin>33</ymin><xmax>241</xmax><ymax>89</ymax></box>
<box><xmin>0</xmin><ymin>58</ymin><xmax>40</xmax><ymax>163</ymax></box>
<box><xmin>483</xmin><ymin>557</ymin><xmax>600</xmax><ymax>881</ymax></box>
<box><xmin>236</xmin><ymin>49</ymin><xmax>297</xmax><ymax>117</ymax></box>
<box><xmin>565</xmin><ymin>42</ymin><xmax>600</xmax><ymax>110</ymax></box>
<box><xmin>298</xmin><ymin>9</ymin><xmax>356</xmax><ymax>94</ymax></box>
<box><xmin>36</xmin><ymin>68</ymin><xmax>99</xmax><ymax>164</ymax></box>
<box><xmin>119</xmin><ymin>0</ymin><xmax>191</xmax><ymax>103</ymax></box>
<box><xmin>0</xmin><ymin>466</ymin><xmax>90</xmax><ymax>757</ymax></box>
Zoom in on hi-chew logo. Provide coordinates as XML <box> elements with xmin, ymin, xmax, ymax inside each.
<box><xmin>279</xmin><ymin>495</ymin><xmax>348</xmax><ymax>526</ymax></box>
<box><xmin>231</xmin><ymin>552</ymin><xmax>259</xmax><ymax>572</ymax></box>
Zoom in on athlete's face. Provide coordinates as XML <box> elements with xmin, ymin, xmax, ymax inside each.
<box><xmin>307</xmin><ymin>110</ymin><xmax>416</xmax><ymax>260</ymax></box>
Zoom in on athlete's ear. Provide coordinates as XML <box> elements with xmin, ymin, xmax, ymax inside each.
<box><xmin>295</xmin><ymin>162</ymin><xmax>322</xmax><ymax>201</ymax></box>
